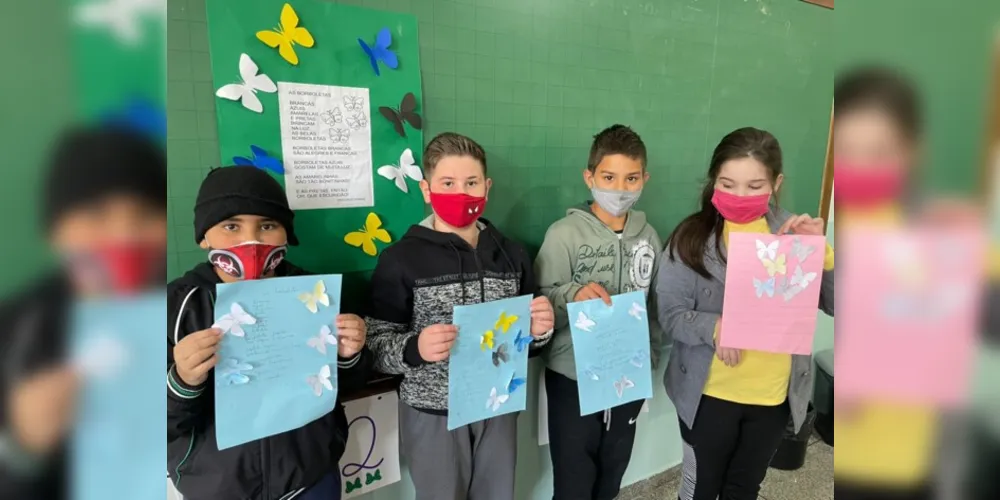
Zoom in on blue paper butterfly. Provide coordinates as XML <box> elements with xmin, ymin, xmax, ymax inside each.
<box><xmin>513</xmin><ymin>329</ymin><xmax>532</xmax><ymax>353</ymax></box>
<box><xmin>507</xmin><ymin>375</ymin><xmax>526</xmax><ymax>394</ymax></box>
<box><xmin>101</xmin><ymin>98</ymin><xmax>166</xmax><ymax>141</ymax></box>
<box><xmin>753</xmin><ymin>276</ymin><xmax>776</xmax><ymax>298</ymax></box>
<box><xmin>233</xmin><ymin>145</ymin><xmax>284</xmax><ymax>175</ymax></box>
<box><xmin>358</xmin><ymin>27</ymin><xmax>398</xmax><ymax>76</ymax></box>
<box><xmin>219</xmin><ymin>358</ymin><xmax>253</xmax><ymax>385</ymax></box>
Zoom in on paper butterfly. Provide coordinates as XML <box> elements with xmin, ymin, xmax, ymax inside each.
<box><xmin>101</xmin><ymin>97</ymin><xmax>166</xmax><ymax>141</ymax></box>
<box><xmin>486</xmin><ymin>387</ymin><xmax>509</xmax><ymax>412</ymax></box>
<box><xmin>513</xmin><ymin>329</ymin><xmax>532</xmax><ymax>352</ymax></box>
<box><xmin>574</xmin><ymin>311</ymin><xmax>596</xmax><ymax>332</ymax></box>
<box><xmin>346</xmin><ymin>112</ymin><xmax>368</xmax><ymax>130</ymax></box>
<box><xmin>233</xmin><ymin>145</ymin><xmax>284</xmax><ymax>175</ymax></box>
<box><xmin>377</xmin><ymin>148</ymin><xmax>423</xmax><ymax>193</ymax></box>
<box><xmin>343</xmin><ymin>95</ymin><xmax>365</xmax><ymax>111</ymax></box>
<box><xmin>789</xmin><ymin>265</ymin><xmax>818</xmax><ymax>289</ymax></box>
<box><xmin>306</xmin><ymin>364</ymin><xmax>334</xmax><ymax>396</ymax></box>
<box><xmin>215</xmin><ymin>53</ymin><xmax>277</xmax><ymax>114</ymax></box>
<box><xmin>320</xmin><ymin>108</ymin><xmax>342</xmax><ymax>125</ymax></box>
<box><xmin>753</xmin><ymin>276</ymin><xmax>776</xmax><ymax>298</ymax></box>
<box><xmin>379</xmin><ymin>92</ymin><xmax>422</xmax><ymax>138</ymax></box>
<box><xmin>762</xmin><ymin>254</ymin><xmax>787</xmax><ymax>277</ymax></box>
<box><xmin>74</xmin><ymin>0</ymin><xmax>163</xmax><ymax>46</ymax></box>
<box><xmin>219</xmin><ymin>358</ymin><xmax>253</xmax><ymax>385</ymax></box>
<box><xmin>213</xmin><ymin>302</ymin><xmax>257</xmax><ymax>337</ymax></box>
<box><xmin>491</xmin><ymin>343</ymin><xmax>509</xmax><ymax>367</ymax></box>
<box><xmin>494</xmin><ymin>312</ymin><xmax>519</xmax><ymax>333</ymax></box>
<box><xmin>74</xmin><ymin>335</ymin><xmax>129</xmax><ymax>380</ymax></box>
<box><xmin>628</xmin><ymin>302</ymin><xmax>646</xmax><ymax>321</ymax></box>
<box><xmin>358</xmin><ymin>27</ymin><xmax>399</xmax><ymax>76</ymax></box>
<box><xmin>298</xmin><ymin>280</ymin><xmax>330</xmax><ymax>314</ymax></box>
<box><xmin>583</xmin><ymin>367</ymin><xmax>600</xmax><ymax>381</ymax></box>
<box><xmin>366</xmin><ymin>469</ymin><xmax>382</xmax><ymax>485</ymax></box>
<box><xmin>628</xmin><ymin>349</ymin><xmax>648</xmax><ymax>369</ymax></box>
<box><xmin>480</xmin><ymin>330</ymin><xmax>494</xmax><ymax>351</ymax></box>
<box><xmin>756</xmin><ymin>239</ymin><xmax>779</xmax><ymax>261</ymax></box>
<box><xmin>329</xmin><ymin>128</ymin><xmax>350</xmax><ymax>144</ymax></box>
<box><xmin>791</xmin><ymin>236</ymin><xmax>817</xmax><ymax>262</ymax></box>
<box><xmin>344</xmin><ymin>212</ymin><xmax>392</xmax><ymax>256</ymax></box>
<box><xmin>345</xmin><ymin>477</ymin><xmax>362</xmax><ymax>493</ymax></box>
<box><xmin>614</xmin><ymin>375</ymin><xmax>635</xmax><ymax>399</ymax></box>
<box><xmin>783</xmin><ymin>284</ymin><xmax>805</xmax><ymax>302</ymax></box>
<box><xmin>307</xmin><ymin>325</ymin><xmax>338</xmax><ymax>355</ymax></box>
<box><xmin>506</xmin><ymin>373</ymin><xmax>526</xmax><ymax>394</ymax></box>
<box><xmin>256</xmin><ymin>3</ymin><xmax>314</xmax><ymax>65</ymax></box>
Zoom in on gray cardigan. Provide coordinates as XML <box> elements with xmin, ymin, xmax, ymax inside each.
<box><xmin>656</xmin><ymin>208</ymin><xmax>834</xmax><ymax>432</ymax></box>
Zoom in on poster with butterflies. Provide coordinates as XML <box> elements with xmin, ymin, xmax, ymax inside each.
<box><xmin>205</xmin><ymin>0</ymin><xmax>424</xmax><ymax>274</ymax></box>
<box><xmin>447</xmin><ymin>294</ymin><xmax>533</xmax><ymax>430</ymax></box>
<box><xmin>567</xmin><ymin>291</ymin><xmax>654</xmax><ymax>416</ymax></box>
<box><xmin>719</xmin><ymin>233</ymin><xmax>827</xmax><ymax>355</ymax></box>
<box><xmin>213</xmin><ymin>273</ymin><xmax>343</xmax><ymax>449</ymax></box>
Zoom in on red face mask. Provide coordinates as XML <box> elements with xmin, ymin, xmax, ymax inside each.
<box><xmin>834</xmin><ymin>161</ymin><xmax>905</xmax><ymax>206</ymax></box>
<box><xmin>208</xmin><ymin>241</ymin><xmax>286</xmax><ymax>280</ymax></box>
<box><xmin>66</xmin><ymin>242</ymin><xmax>164</xmax><ymax>294</ymax></box>
<box><xmin>429</xmin><ymin>192</ymin><xmax>486</xmax><ymax>228</ymax></box>
<box><xmin>711</xmin><ymin>189</ymin><xmax>771</xmax><ymax>223</ymax></box>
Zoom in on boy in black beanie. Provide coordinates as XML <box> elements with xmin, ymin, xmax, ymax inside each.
<box><xmin>167</xmin><ymin>165</ymin><xmax>372</xmax><ymax>500</ymax></box>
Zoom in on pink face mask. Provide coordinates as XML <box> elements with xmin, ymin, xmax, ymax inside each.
<box><xmin>834</xmin><ymin>161</ymin><xmax>905</xmax><ymax>207</ymax></box>
<box><xmin>711</xmin><ymin>189</ymin><xmax>771</xmax><ymax>223</ymax></box>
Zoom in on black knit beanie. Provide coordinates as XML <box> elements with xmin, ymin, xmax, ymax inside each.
<box><xmin>43</xmin><ymin>126</ymin><xmax>167</xmax><ymax>230</ymax></box>
<box><xmin>194</xmin><ymin>166</ymin><xmax>299</xmax><ymax>246</ymax></box>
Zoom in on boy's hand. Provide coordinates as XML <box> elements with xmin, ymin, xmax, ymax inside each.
<box><xmin>9</xmin><ymin>366</ymin><xmax>79</xmax><ymax>455</ymax></box>
<box><xmin>173</xmin><ymin>328</ymin><xmax>221</xmax><ymax>386</ymax></box>
<box><xmin>417</xmin><ymin>324</ymin><xmax>458</xmax><ymax>362</ymax></box>
<box><xmin>529</xmin><ymin>296</ymin><xmax>555</xmax><ymax>337</ymax></box>
<box><xmin>574</xmin><ymin>282</ymin><xmax>612</xmax><ymax>305</ymax></box>
<box><xmin>336</xmin><ymin>314</ymin><xmax>366</xmax><ymax>358</ymax></box>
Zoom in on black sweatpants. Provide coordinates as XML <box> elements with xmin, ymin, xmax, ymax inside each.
<box><xmin>546</xmin><ymin>369</ymin><xmax>645</xmax><ymax>500</ymax></box>
<box><xmin>678</xmin><ymin>395</ymin><xmax>789</xmax><ymax>500</ymax></box>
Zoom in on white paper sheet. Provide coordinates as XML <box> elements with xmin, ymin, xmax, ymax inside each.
<box><xmin>339</xmin><ymin>392</ymin><xmax>401</xmax><ymax>498</ymax></box>
<box><xmin>277</xmin><ymin>82</ymin><xmax>374</xmax><ymax>209</ymax></box>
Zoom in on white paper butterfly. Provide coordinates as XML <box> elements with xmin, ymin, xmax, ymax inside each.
<box><xmin>583</xmin><ymin>367</ymin><xmax>600</xmax><ymax>381</ymax></box>
<box><xmin>307</xmin><ymin>325</ymin><xmax>338</xmax><ymax>355</ymax></box>
<box><xmin>299</xmin><ymin>280</ymin><xmax>330</xmax><ymax>314</ymax></box>
<box><xmin>75</xmin><ymin>0</ymin><xmax>164</xmax><ymax>46</ymax></box>
<box><xmin>346</xmin><ymin>111</ymin><xmax>368</xmax><ymax>130</ymax></box>
<box><xmin>328</xmin><ymin>128</ymin><xmax>350</xmax><ymax>143</ymax></box>
<box><xmin>486</xmin><ymin>387</ymin><xmax>509</xmax><ymax>412</ymax></box>
<box><xmin>213</xmin><ymin>302</ymin><xmax>257</xmax><ymax>337</ymax></box>
<box><xmin>306</xmin><ymin>364</ymin><xmax>334</xmax><ymax>397</ymax></box>
<box><xmin>755</xmin><ymin>239</ymin><xmax>779</xmax><ymax>261</ymax></box>
<box><xmin>574</xmin><ymin>311</ymin><xmax>596</xmax><ymax>332</ymax></box>
<box><xmin>789</xmin><ymin>265</ymin><xmax>818</xmax><ymax>289</ymax></box>
<box><xmin>614</xmin><ymin>375</ymin><xmax>635</xmax><ymax>399</ymax></box>
<box><xmin>214</xmin><ymin>53</ymin><xmax>277</xmax><ymax>113</ymax></box>
<box><xmin>320</xmin><ymin>108</ymin><xmax>342</xmax><ymax>126</ymax></box>
<box><xmin>791</xmin><ymin>236</ymin><xmax>817</xmax><ymax>263</ymax></box>
<box><xmin>343</xmin><ymin>95</ymin><xmax>365</xmax><ymax>111</ymax></box>
<box><xmin>74</xmin><ymin>334</ymin><xmax>129</xmax><ymax>380</ymax></box>
<box><xmin>628</xmin><ymin>349</ymin><xmax>648</xmax><ymax>369</ymax></box>
<box><xmin>377</xmin><ymin>148</ymin><xmax>423</xmax><ymax>193</ymax></box>
<box><xmin>628</xmin><ymin>302</ymin><xmax>646</xmax><ymax>321</ymax></box>
<box><xmin>783</xmin><ymin>284</ymin><xmax>804</xmax><ymax>302</ymax></box>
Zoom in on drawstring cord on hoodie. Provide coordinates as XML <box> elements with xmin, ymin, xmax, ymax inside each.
<box><xmin>603</xmin><ymin>408</ymin><xmax>612</xmax><ymax>431</ymax></box>
<box><xmin>450</xmin><ymin>229</ymin><xmax>518</xmax><ymax>306</ymax></box>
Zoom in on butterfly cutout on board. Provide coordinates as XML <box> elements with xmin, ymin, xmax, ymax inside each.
<box><xmin>614</xmin><ymin>375</ymin><xmax>635</xmax><ymax>399</ymax></box>
<box><xmin>755</xmin><ymin>239</ymin><xmax>779</xmax><ymax>261</ymax></box>
<box><xmin>307</xmin><ymin>325</ymin><xmax>338</xmax><ymax>355</ymax></box>
<box><xmin>486</xmin><ymin>387</ymin><xmax>509</xmax><ymax>412</ymax></box>
<box><xmin>629</xmin><ymin>349</ymin><xmax>648</xmax><ymax>369</ymax></box>
<box><xmin>379</xmin><ymin>92</ymin><xmax>422</xmax><ymax>138</ymax></box>
<box><xmin>256</xmin><ymin>2</ymin><xmax>314</xmax><ymax>65</ymax></box>
<box><xmin>366</xmin><ymin>469</ymin><xmax>382</xmax><ymax>485</ymax></box>
<box><xmin>480</xmin><ymin>330</ymin><xmax>494</xmax><ymax>351</ymax></box>
<box><xmin>346</xmin><ymin>112</ymin><xmax>368</xmax><ymax>130</ymax></box>
<box><xmin>213</xmin><ymin>302</ymin><xmax>257</xmax><ymax>337</ymax></box>
<box><xmin>377</xmin><ymin>148</ymin><xmax>422</xmax><ymax>193</ymax></box>
<box><xmin>491</xmin><ymin>343</ymin><xmax>509</xmax><ymax>367</ymax></box>
<box><xmin>219</xmin><ymin>358</ymin><xmax>253</xmax><ymax>385</ymax></box>
<box><xmin>74</xmin><ymin>0</ymin><xmax>163</xmax><ymax>46</ymax></box>
<box><xmin>789</xmin><ymin>265</ymin><xmax>818</xmax><ymax>289</ymax></box>
<box><xmin>215</xmin><ymin>53</ymin><xmax>277</xmax><ymax>114</ymax></box>
<box><xmin>494</xmin><ymin>312</ymin><xmax>519</xmax><ymax>333</ymax></box>
<box><xmin>306</xmin><ymin>364</ymin><xmax>333</xmax><ymax>396</ymax></box>
<box><xmin>299</xmin><ymin>280</ymin><xmax>330</xmax><ymax>314</ymax></box>
<box><xmin>233</xmin><ymin>145</ymin><xmax>284</xmax><ymax>175</ymax></box>
<box><xmin>513</xmin><ymin>329</ymin><xmax>532</xmax><ymax>352</ymax></box>
<box><xmin>762</xmin><ymin>254</ymin><xmax>787</xmax><ymax>277</ymax></box>
<box><xmin>628</xmin><ymin>302</ymin><xmax>646</xmax><ymax>321</ymax></box>
<box><xmin>101</xmin><ymin>97</ymin><xmax>166</xmax><ymax>141</ymax></box>
<box><xmin>753</xmin><ymin>276</ymin><xmax>776</xmax><ymax>298</ymax></box>
<box><xmin>328</xmin><ymin>128</ymin><xmax>351</xmax><ymax>144</ymax></box>
<box><xmin>574</xmin><ymin>311</ymin><xmax>596</xmax><ymax>332</ymax></box>
<box><xmin>358</xmin><ymin>27</ymin><xmax>399</xmax><ymax>76</ymax></box>
<box><xmin>345</xmin><ymin>477</ymin><xmax>362</xmax><ymax>493</ymax></box>
<box><xmin>791</xmin><ymin>236</ymin><xmax>817</xmax><ymax>263</ymax></box>
<box><xmin>344</xmin><ymin>212</ymin><xmax>392</xmax><ymax>256</ymax></box>
<box><xmin>506</xmin><ymin>373</ymin><xmax>526</xmax><ymax>394</ymax></box>
<box><xmin>583</xmin><ymin>367</ymin><xmax>600</xmax><ymax>381</ymax></box>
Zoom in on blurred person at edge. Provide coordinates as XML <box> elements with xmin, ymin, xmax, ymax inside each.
<box><xmin>0</xmin><ymin>126</ymin><xmax>166</xmax><ymax>498</ymax></box>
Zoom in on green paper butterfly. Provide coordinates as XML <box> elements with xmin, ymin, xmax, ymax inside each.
<box><xmin>345</xmin><ymin>477</ymin><xmax>362</xmax><ymax>493</ymax></box>
<box><xmin>366</xmin><ymin>469</ymin><xmax>382</xmax><ymax>485</ymax></box>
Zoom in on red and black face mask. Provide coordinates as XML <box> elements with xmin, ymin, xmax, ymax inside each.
<box><xmin>208</xmin><ymin>241</ymin><xmax>286</xmax><ymax>281</ymax></box>
<box><xmin>65</xmin><ymin>242</ymin><xmax>164</xmax><ymax>294</ymax></box>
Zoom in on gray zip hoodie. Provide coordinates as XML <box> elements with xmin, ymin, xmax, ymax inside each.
<box><xmin>534</xmin><ymin>202</ymin><xmax>665</xmax><ymax>379</ymax></box>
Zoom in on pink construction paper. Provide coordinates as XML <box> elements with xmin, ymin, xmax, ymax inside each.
<box><xmin>836</xmin><ymin>225</ymin><xmax>985</xmax><ymax>408</ymax></box>
<box><xmin>719</xmin><ymin>233</ymin><xmax>827</xmax><ymax>355</ymax></box>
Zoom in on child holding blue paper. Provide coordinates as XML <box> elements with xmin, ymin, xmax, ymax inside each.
<box><xmin>166</xmin><ymin>166</ymin><xmax>372</xmax><ymax>500</ymax></box>
<box><xmin>534</xmin><ymin>124</ymin><xmax>664</xmax><ymax>500</ymax></box>
<box><xmin>366</xmin><ymin>132</ymin><xmax>555</xmax><ymax>500</ymax></box>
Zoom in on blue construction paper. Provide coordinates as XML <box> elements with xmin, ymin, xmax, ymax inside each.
<box><xmin>214</xmin><ymin>274</ymin><xmax>343</xmax><ymax>449</ymax></box>
<box><xmin>71</xmin><ymin>292</ymin><xmax>166</xmax><ymax>500</ymax></box>
<box><xmin>447</xmin><ymin>294</ymin><xmax>533</xmax><ymax>430</ymax></box>
<box><xmin>567</xmin><ymin>291</ymin><xmax>654</xmax><ymax>416</ymax></box>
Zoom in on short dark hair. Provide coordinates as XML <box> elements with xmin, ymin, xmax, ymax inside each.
<box><xmin>423</xmin><ymin>132</ymin><xmax>487</xmax><ymax>177</ymax></box>
<box><xmin>588</xmin><ymin>124</ymin><xmax>647</xmax><ymax>171</ymax></box>
<box><xmin>834</xmin><ymin>66</ymin><xmax>922</xmax><ymax>141</ymax></box>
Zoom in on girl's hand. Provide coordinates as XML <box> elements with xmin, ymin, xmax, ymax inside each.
<box><xmin>336</xmin><ymin>314</ymin><xmax>366</xmax><ymax>359</ymax></box>
<box><xmin>778</xmin><ymin>214</ymin><xmax>825</xmax><ymax>236</ymax></box>
<box><xmin>529</xmin><ymin>296</ymin><xmax>555</xmax><ymax>338</ymax></box>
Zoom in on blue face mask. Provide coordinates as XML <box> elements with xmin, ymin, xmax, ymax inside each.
<box><xmin>591</xmin><ymin>187</ymin><xmax>642</xmax><ymax>217</ymax></box>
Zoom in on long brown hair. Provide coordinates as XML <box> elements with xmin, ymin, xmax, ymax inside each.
<box><xmin>666</xmin><ymin>127</ymin><xmax>784</xmax><ymax>278</ymax></box>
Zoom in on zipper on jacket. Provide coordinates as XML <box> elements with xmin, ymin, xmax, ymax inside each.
<box><xmin>473</xmin><ymin>250</ymin><xmax>485</xmax><ymax>302</ymax></box>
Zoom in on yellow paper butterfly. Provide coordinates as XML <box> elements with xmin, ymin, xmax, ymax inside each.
<box><xmin>762</xmin><ymin>254</ymin><xmax>787</xmax><ymax>277</ymax></box>
<box><xmin>256</xmin><ymin>3</ymin><xmax>315</xmax><ymax>66</ymax></box>
<box><xmin>299</xmin><ymin>280</ymin><xmax>330</xmax><ymax>314</ymax></box>
<box><xmin>494</xmin><ymin>312</ymin><xmax>518</xmax><ymax>333</ymax></box>
<box><xmin>344</xmin><ymin>213</ymin><xmax>392</xmax><ymax>256</ymax></box>
<box><xmin>480</xmin><ymin>331</ymin><xmax>494</xmax><ymax>351</ymax></box>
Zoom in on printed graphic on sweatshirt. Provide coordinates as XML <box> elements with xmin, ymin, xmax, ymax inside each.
<box><xmin>572</xmin><ymin>243</ymin><xmax>617</xmax><ymax>285</ymax></box>
<box><xmin>627</xmin><ymin>239</ymin><xmax>656</xmax><ymax>291</ymax></box>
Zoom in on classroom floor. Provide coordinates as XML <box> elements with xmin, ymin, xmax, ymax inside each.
<box><xmin>618</xmin><ymin>433</ymin><xmax>833</xmax><ymax>500</ymax></box>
